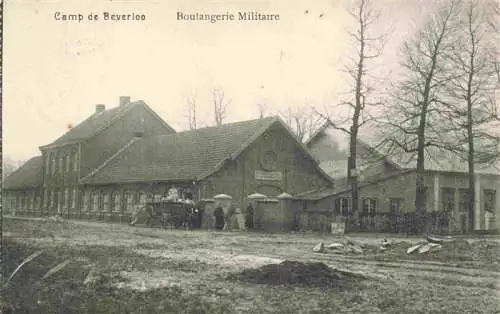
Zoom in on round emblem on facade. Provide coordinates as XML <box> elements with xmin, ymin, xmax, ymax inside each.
<box><xmin>261</xmin><ymin>150</ymin><xmax>278</xmax><ymax>171</ymax></box>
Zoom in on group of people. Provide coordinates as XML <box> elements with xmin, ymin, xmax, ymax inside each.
<box><xmin>213</xmin><ymin>203</ymin><xmax>255</xmax><ymax>231</ymax></box>
<box><xmin>132</xmin><ymin>184</ymin><xmax>258</xmax><ymax>231</ymax></box>
<box><xmin>160</xmin><ymin>185</ymin><xmax>195</xmax><ymax>205</ymax></box>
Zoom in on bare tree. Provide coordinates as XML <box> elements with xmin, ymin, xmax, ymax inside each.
<box><xmin>378</xmin><ymin>0</ymin><xmax>462</xmax><ymax>233</ymax></box>
<box><xmin>184</xmin><ymin>91</ymin><xmax>199</xmax><ymax>130</ymax></box>
<box><xmin>280</xmin><ymin>106</ymin><xmax>323</xmax><ymax>142</ymax></box>
<box><xmin>439</xmin><ymin>0</ymin><xmax>499</xmax><ymax>231</ymax></box>
<box><xmin>485</xmin><ymin>0</ymin><xmax>500</xmax><ymax>83</ymax></box>
<box><xmin>315</xmin><ymin>0</ymin><xmax>388</xmax><ymax>230</ymax></box>
<box><xmin>212</xmin><ymin>88</ymin><xmax>231</xmax><ymax>127</ymax></box>
<box><xmin>257</xmin><ymin>103</ymin><xmax>267</xmax><ymax>119</ymax></box>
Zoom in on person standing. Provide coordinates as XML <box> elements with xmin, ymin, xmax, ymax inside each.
<box><xmin>245</xmin><ymin>204</ymin><xmax>254</xmax><ymax>230</ymax></box>
<box><xmin>214</xmin><ymin>203</ymin><xmax>224</xmax><ymax>231</ymax></box>
<box><xmin>485</xmin><ymin>209</ymin><xmax>493</xmax><ymax>230</ymax></box>
<box><xmin>167</xmin><ymin>185</ymin><xmax>179</xmax><ymax>201</ymax></box>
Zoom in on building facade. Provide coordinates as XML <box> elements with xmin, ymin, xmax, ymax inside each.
<box><xmin>3</xmin><ymin>100</ymin><xmax>334</xmax><ymax>225</ymax></box>
<box><xmin>302</xmin><ymin>121</ymin><xmax>500</xmax><ymax>233</ymax></box>
<box><xmin>4</xmin><ymin>96</ymin><xmax>176</xmax><ymax>219</ymax></box>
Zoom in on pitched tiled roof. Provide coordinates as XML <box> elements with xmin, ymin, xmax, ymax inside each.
<box><xmin>3</xmin><ymin>156</ymin><xmax>43</xmax><ymax>190</ymax></box>
<box><xmin>388</xmin><ymin>148</ymin><xmax>500</xmax><ymax>175</ymax></box>
<box><xmin>308</xmin><ymin>121</ymin><xmax>500</xmax><ymax>176</ymax></box>
<box><xmin>296</xmin><ymin>170</ymin><xmax>414</xmax><ymax>201</ymax></box>
<box><xmin>80</xmin><ymin>117</ymin><xmax>280</xmax><ymax>184</ymax></box>
<box><xmin>40</xmin><ymin>100</ymin><xmax>174</xmax><ymax>149</ymax></box>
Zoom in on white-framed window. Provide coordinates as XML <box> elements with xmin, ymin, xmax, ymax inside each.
<box><xmin>64</xmin><ymin>188</ymin><xmax>69</xmax><ymax>208</ymax></box>
<box><xmin>362</xmin><ymin>198</ymin><xmax>377</xmax><ymax>216</ymax></box>
<box><xmin>65</xmin><ymin>154</ymin><xmax>70</xmax><ymax>173</ymax></box>
<box><xmin>82</xmin><ymin>190</ymin><xmax>90</xmax><ymax>212</ymax></box>
<box><xmin>43</xmin><ymin>190</ymin><xmax>48</xmax><ymax>208</ymax></box>
<box><xmin>441</xmin><ymin>188</ymin><xmax>455</xmax><ymax>212</ymax></box>
<box><xmin>110</xmin><ymin>191</ymin><xmax>121</xmax><ymax>212</ymax></box>
<box><xmin>125</xmin><ymin>191</ymin><xmax>134</xmax><ymax>212</ymax></box>
<box><xmin>138</xmin><ymin>192</ymin><xmax>146</xmax><ymax>205</ymax></box>
<box><xmin>91</xmin><ymin>191</ymin><xmax>99</xmax><ymax>212</ymax></box>
<box><xmin>71</xmin><ymin>188</ymin><xmax>77</xmax><ymax>209</ymax></box>
<box><xmin>341</xmin><ymin>198</ymin><xmax>351</xmax><ymax>215</ymax></box>
<box><xmin>459</xmin><ymin>189</ymin><xmax>471</xmax><ymax>212</ymax></box>
<box><xmin>59</xmin><ymin>156</ymin><xmax>64</xmax><ymax>173</ymax></box>
<box><xmin>103</xmin><ymin>192</ymin><xmax>110</xmax><ymax>211</ymax></box>
<box><xmin>484</xmin><ymin>189</ymin><xmax>496</xmax><ymax>213</ymax></box>
<box><xmin>335</xmin><ymin>197</ymin><xmax>352</xmax><ymax>215</ymax></box>
<box><xmin>50</xmin><ymin>190</ymin><xmax>55</xmax><ymax>208</ymax></box>
<box><xmin>45</xmin><ymin>155</ymin><xmax>51</xmax><ymax>177</ymax></box>
<box><xmin>51</xmin><ymin>152</ymin><xmax>56</xmax><ymax>175</ymax></box>
<box><xmin>389</xmin><ymin>198</ymin><xmax>403</xmax><ymax>213</ymax></box>
<box><xmin>31</xmin><ymin>194</ymin><xmax>36</xmax><ymax>210</ymax></box>
<box><xmin>72</xmin><ymin>148</ymin><xmax>79</xmax><ymax>172</ymax></box>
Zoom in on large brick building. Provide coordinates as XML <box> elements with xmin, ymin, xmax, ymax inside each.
<box><xmin>3</xmin><ymin>97</ymin><xmax>334</xmax><ymax>222</ymax></box>
<box><xmin>300</xmin><ymin>121</ymin><xmax>500</xmax><ymax>233</ymax></box>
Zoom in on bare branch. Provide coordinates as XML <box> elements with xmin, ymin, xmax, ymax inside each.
<box><xmin>212</xmin><ymin>88</ymin><xmax>231</xmax><ymax>127</ymax></box>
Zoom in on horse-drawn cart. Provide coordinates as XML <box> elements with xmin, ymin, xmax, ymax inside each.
<box><xmin>143</xmin><ymin>200</ymin><xmax>202</xmax><ymax>229</ymax></box>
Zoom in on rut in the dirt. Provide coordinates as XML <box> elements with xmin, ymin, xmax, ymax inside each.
<box><xmin>230</xmin><ymin>260</ymin><xmax>365</xmax><ymax>288</ymax></box>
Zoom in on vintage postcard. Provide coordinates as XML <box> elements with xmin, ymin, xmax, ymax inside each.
<box><xmin>2</xmin><ymin>0</ymin><xmax>499</xmax><ymax>313</ymax></box>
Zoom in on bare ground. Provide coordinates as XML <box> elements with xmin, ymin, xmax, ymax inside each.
<box><xmin>2</xmin><ymin>216</ymin><xmax>500</xmax><ymax>313</ymax></box>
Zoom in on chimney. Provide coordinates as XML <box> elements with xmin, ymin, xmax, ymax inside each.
<box><xmin>120</xmin><ymin>96</ymin><xmax>131</xmax><ymax>106</ymax></box>
<box><xmin>95</xmin><ymin>104</ymin><xmax>106</xmax><ymax>113</ymax></box>
<box><xmin>133</xmin><ymin>131</ymin><xmax>143</xmax><ymax>138</ymax></box>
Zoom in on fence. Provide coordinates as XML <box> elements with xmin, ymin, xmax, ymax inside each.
<box><xmin>299</xmin><ymin>210</ymin><xmax>454</xmax><ymax>235</ymax></box>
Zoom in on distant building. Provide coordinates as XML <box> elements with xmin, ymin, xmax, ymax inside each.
<box><xmin>3</xmin><ymin>98</ymin><xmax>333</xmax><ymax>223</ymax></box>
<box><xmin>301</xmin><ymin>120</ymin><xmax>500</xmax><ymax>234</ymax></box>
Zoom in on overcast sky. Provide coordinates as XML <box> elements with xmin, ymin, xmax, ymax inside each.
<box><xmin>4</xmin><ymin>0</ymin><xmax>432</xmax><ymax>161</ymax></box>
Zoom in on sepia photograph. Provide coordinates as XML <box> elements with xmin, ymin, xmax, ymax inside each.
<box><xmin>1</xmin><ymin>0</ymin><xmax>499</xmax><ymax>313</ymax></box>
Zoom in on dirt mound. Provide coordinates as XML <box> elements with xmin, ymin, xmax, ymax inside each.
<box><xmin>231</xmin><ymin>260</ymin><xmax>364</xmax><ymax>288</ymax></box>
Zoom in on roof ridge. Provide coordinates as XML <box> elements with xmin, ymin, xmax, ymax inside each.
<box><xmin>196</xmin><ymin>116</ymin><xmax>279</xmax><ymax>180</ymax></box>
<box><xmin>176</xmin><ymin>116</ymin><xmax>278</xmax><ymax>134</ymax></box>
<box><xmin>79</xmin><ymin>137</ymin><xmax>140</xmax><ymax>183</ymax></box>
<box><xmin>89</xmin><ymin>101</ymin><xmax>139</xmax><ymax>138</ymax></box>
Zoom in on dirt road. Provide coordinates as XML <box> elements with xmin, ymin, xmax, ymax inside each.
<box><xmin>4</xmin><ymin>217</ymin><xmax>500</xmax><ymax>313</ymax></box>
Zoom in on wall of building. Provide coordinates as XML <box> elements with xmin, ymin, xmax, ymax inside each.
<box><xmin>307</xmin><ymin>127</ymin><xmax>399</xmax><ymax>180</ymax></box>
<box><xmin>80</xmin><ymin>105</ymin><xmax>173</xmax><ymax>178</ymax></box>
<box><xmin>75</xmin><ymin>181</ymin><xmax>197</xmax><ymax>221</ymax></box>
<box><xmin>302</xmin><ymin>170</ymin><xmax>499</xmax><ymax>233</ymax></box>
<box><xmin>200</xmin><ymin>122</ymin><xmax>332</xmax><ymax>210</ymax></box>
<box><xmin>3</xmin><ymin>189</ymin><xmax>41</xmax><ymax>216</ymax></box>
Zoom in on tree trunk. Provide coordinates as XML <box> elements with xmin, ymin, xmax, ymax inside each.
<box><xmin>349</xmin><ymin>126</ymin><xmax>360</xmax><ymax>232</ymax></box>
<box><xmin>467</xmin><ymin>157</ymin><xmax>475</xmax><ymax>233</ymax></box>
<box><xmin>415</xmin><ymin>105</ymin><xmax>429</xmax><ymax>234</ymax></box>
<box><xmin>466</xmin><ymin>55</ymin><xmax>476</xmax><ymax>233</ymax></box>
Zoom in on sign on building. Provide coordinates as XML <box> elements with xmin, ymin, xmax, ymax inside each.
<box><xmin>255</xmin><ymin>170</ymin><xmax>283</xmax><ymax>181</ymax></box>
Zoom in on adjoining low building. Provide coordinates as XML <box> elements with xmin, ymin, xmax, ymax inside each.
<box><xmin>301</xmin><ymin>121</ymin><xmax>500</xmax><ymax>234</ymax></box>
<box><xmin>3</xmin><ymin>156</ymin><xmax>44</xmax><ymax>216</ymax></box>
<box><xmin>3</xmin><ymin>98</ymin><xmax>334</xmax><ymax>225</ymax></box>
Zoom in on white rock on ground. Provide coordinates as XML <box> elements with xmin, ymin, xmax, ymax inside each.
<box><xmin>313</xmin><ymin>242</ymin><xmax>324</xmax><ymax>253</ymax></box>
